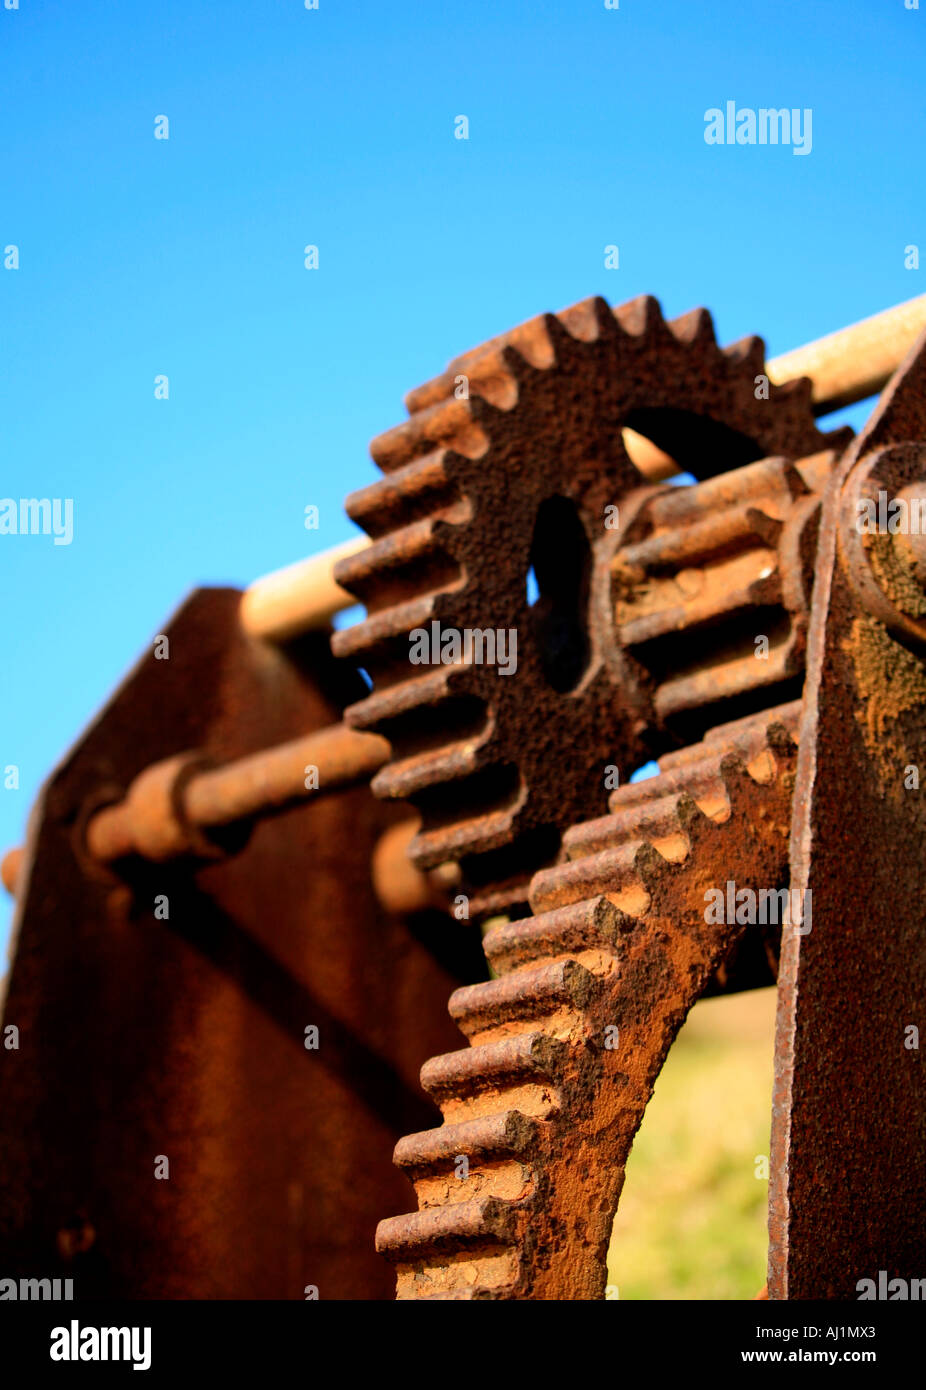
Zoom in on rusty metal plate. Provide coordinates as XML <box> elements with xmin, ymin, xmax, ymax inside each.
<box><xmin>769</xmin><ymin>331</ymin><xmax>926</xmax><ymax>1298</ymax></box>
<box><xmin>0</xmin><ymin>589</ymin><xmax>478</xmax><ymax>1298</ymax></box>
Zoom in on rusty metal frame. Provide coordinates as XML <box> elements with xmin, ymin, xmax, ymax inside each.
<box><xmin>0</xmin><ymin>589</ymin><xmax>478</xmax><ymax>1298</ymax></box>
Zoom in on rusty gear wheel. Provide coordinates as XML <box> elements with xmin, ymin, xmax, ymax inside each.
<box><xmin>331</xmin><ymin>294</ymin><xmax>845</xmax><ymax>911</ymax></box>
<box><xmin>375</xmin><ymin>702</ymin><xmax>800</xmax><ymax>1299</ymax></box>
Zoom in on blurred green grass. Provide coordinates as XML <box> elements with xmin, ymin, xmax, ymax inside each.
<box><xmin>606</xmin><ymin>985</ymin><xmax>777</xmax><ymax>1300</ymax></box>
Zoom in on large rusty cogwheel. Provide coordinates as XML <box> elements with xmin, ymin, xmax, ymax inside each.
<box><xmin>331</xmin><ymin>294</ymin><xmax>846</xmax><ymax>913</ymax></box>
<box><xmin>375</xmin><ymin>701</ymin><xmax>800</xmax><ymax>1298</ymax></box>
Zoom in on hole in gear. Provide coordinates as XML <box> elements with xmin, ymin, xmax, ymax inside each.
<box><xmin>623</xmin><ymin>407</ymin><xmax>771</xmax><ymax>480</ymax></box>
<box><xmin>526</xmin><ymin>495</ymin><xmax>592</xmax><ymax>695</ymax></box>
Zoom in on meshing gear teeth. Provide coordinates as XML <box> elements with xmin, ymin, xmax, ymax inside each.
<box><xmin>375</xmin><ymin>705</ymin><xmax>799</xmax><ymax>1300</ymax></box>
<box><xmin>331</xmin><ymin>294</ymin><xmax>846</xmax><ymax>911</ymax></box>
<box><xmin>612</xmin><ymin>452</ymin><xmax>838</xmax><ymax>728</ymax></box>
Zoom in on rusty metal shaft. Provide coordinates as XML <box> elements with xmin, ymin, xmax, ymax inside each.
<box><xmin>85</xmin><ymin>723</ymin><xmax>390</xmax><ymax>863</ymax></box>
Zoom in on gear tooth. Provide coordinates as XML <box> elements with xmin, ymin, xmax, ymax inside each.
<box><xmin>632</xmin><ymin>838</ymin><xmax>681</xmax><ymax>892</ymax></box>
<box><xmin>329</xmin><ymin>591</ymin><xmax>442</xmax><ymax>660</ymax></box>
<box><xmin>424</xmin><ymin>313</ymin><xmax>556</xmax><ymax>388</ymax></box>
<box><xmin>393</xmin><ymin>1110</ymin><xmax>539</xmax><ymax>1173</ymax></box>
<box><xmin>772</xmin><ymin>374</ymin><xmax>813</xmax><ymax>407</ymax></box>
<box><xmin>375</xmin><ymin>1196</ymin><xmax>518</xmax><ymax>1260</ymax></box>
<box><xmin>565</xmin><ymin>795</ymin><xmax>694</xmax><ymax>857</ymax></box>
<box><xmin>497</xmin><ymin>338</ymin><xmax>550</xmax><ymax>382</ymax></box>
<box><xmin>668</xmin><ymin>305</ymin><xmax>717</xmax><ymax>348</ymax></box>
<box><xmin>555</xmin><ymin>295</ymin><xmax>615</xmax><ymax>344</ymax></box>
<box><xmin>420</xmin><ymin>1033</ymin><xmax>568</xmax><ymax>1100</ymax></box>
<box><xmin>370</xmin><ymin>398</ymin><xmax>487</xmax><ymax>471</ymax></box>
<box><xmin>766</xmin><ymin>719</ymin><xmax>798</xmax><ymax>758</ymax></box>
<box><xmin>343</xmin><ymin>665</ymin><xmax>471</xmax><ymax>732</ymax></box>
<box><xmin>405</xmin><ymin>337</ymin><xmax>525</xmax><ymax>414</ymax></box>
<box><xmin>561</xmin><ymin>811</ymin><xmax>623</xmax><ymax>859</ymax></box>
<box><xmin>717</xmin><ymin>749</ymin><xmax>754</xmax><ymax>795</ymax></box>
<box><xmin>495</xmin><ymin>313</ymin><xmax>564</xmax><ymax>378</ymax></box>
<box><xmin>483</xmin><ymin>895</ymin><xmax>629</xmax><ymax>973</ymax></box>
<box><xmin>613</xmin><ymin>293</ymin><xmax>664</xmax><ymax>337</ymax></box>
<box><xmin>502</xmin><ymin>312</ymin><xmax>559</xmax><ymax>370</ymax></box>
<box><xmin>704</xmin><ymin>699</ymin><xmax>802</xmax><ymax>747</ymax></box>
<box><xmin>409</xmin><ymin>802</ymin><xmax>519</xmax><ymax>870</ymax></box>
<box><xmin>344</xmin><ymin>452</ymin><xmax>456</xmax><ymax>537</ymax></box>
<box><xmin>411</xmin><ymin>346</ymin><xmax>523</xmax><ymax>412</ymax></box>
<box><xmin>724</xmin><ymin>332</ymin><xmax>767</xmax><ymax>372</ymax></box>
<box><xmin>404</xmin><ymin>375</ymin><xmax>451</xmax><ymax>415</ymax></box>
<box><xmin>448</xmin><ymin>958</ymin><xmax>596</xmax><ymax>1038</ymax></box>
<box><xmin>529</xmin><ymin>842</ymin><xmax>643</xmax><ymax>914</ymax></box>
<box><xmin>673</xmin><ymin>789</ymin><xmax>713</xmax><ymax>833</ymax></box>
<box><xmin>460</xmin><ymin>347</ymin><xmax>520</xmax><ymax>409</ymax></box>
<box><xmin>820</xmin><ymin>423</ymin><xmax>854</xmax><ymax>454</ymax></box>
<box><xmin>332</xmin><ymin>514</ymin><xmax>464</xmax><ymax>601</ymax></box>
<box><xmin>451</xmin><ymin>310</ymin><xmax>558</xmax><ymax>375</ymax></box>
<box><xmin>372</xmin><ymin>739</ymin><xmax>485</xmax><ymax>800</ymax></box>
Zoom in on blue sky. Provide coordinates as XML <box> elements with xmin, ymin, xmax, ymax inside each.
<box><xmin>1</xmin><ymin>0</ymin><xmax>923</xmax><ymax>955</ymax></box>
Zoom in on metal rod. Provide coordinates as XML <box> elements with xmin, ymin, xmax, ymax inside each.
<box><xmin>371</xmin><ymin>819</ymin><xmax>458</xmax><ymax>916</ymax></box>
<box><xmin>240</xmin><ymin>295</ymin><xmax>926</xmax><ymax>638</ymax></box>
<box><xmin>239</xmin><ymin>535</ymin><xmax>368</xmax><ymax>642</ymax></box>
<box><xmin>768</xmin><ymin>292</ymin><xmax>926</xmax><ymax>415</ymax></box>
<box><xmin>85</xmin><ymin>723</ymin><xmax>390</xmax><ymax>864</ymax></box>
<box><xmin>184</xmin><ymin>726</ymin><xmax>388</xmax><ymax>828</ymax></box>
<box><xmin>1</xmin><ymin>846</ymin><xmax>22</xmax><ymax>896</ymax></box>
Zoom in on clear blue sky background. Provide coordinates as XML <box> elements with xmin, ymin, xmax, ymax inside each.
<box><xmin>1</xmin><ymin>0</ymin><xmax>923</xmax><ymax>956</ymax></box>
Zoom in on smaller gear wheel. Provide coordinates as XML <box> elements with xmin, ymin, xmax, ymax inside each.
<box><xmin>331</xmin><ymin>294</ymin><xmax>848</xmax><ymax>912</ymax></box>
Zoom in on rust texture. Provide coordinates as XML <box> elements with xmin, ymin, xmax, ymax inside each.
<box><xmin>332</xmin><ymin>294</ymin><xmax>847</xmax><ymax>916</ymax></box>
<box><xmin>769</xmin><ymin>329</ymin><xmax>926</xmax><ymax>1299</ymax></box>
<box><xmin>0</xmin><ymin>590</ymin><xmax>480</xmax><ymax>1298</ymax></box>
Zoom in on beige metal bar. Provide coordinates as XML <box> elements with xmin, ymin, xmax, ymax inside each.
<box><xmin>239</xmin><ymin>535</ymin><xmax>368</xmax><ymax>642</ymax></box>
<box><xmin>768</xmin><ymin>293</ymin><xmax>926</xmax><ymax>415</ymax></box>
<box><xmin>242</xmin><ymin>296</ymin><xmax>926</xmax><ymax>636</ymax></box>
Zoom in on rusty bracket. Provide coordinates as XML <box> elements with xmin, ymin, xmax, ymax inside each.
<box><xmin>769</xmin><ymin>327</ymin><xmax>926</xmax><ymax>1299</ymax></box>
